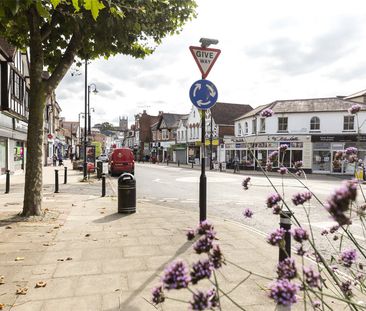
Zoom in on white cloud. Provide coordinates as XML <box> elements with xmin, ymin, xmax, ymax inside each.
<box><xmin>57</xmin><ymin>0</ymin><xmax>366</xmax><ymax>126</ymax></box>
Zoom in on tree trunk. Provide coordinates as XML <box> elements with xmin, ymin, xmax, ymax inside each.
<box><xmin>22</xmin><ymin>89</ymin><xmax>46</xmax><ymax>216</ymax></box>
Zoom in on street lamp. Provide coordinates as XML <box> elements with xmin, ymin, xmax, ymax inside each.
<box><xmin>198</xmin><ymin>37</ymin><xmax>218</xmax><ymax>222</ymax></box>
<box><xmin>88</xmin><ymin>83</ymin><xmax>98</xmax><ymax>135</ymax></box>
<box><xmin>78</xmin><ymin>112</ymin><xmax>85</xmax><ymax>160</ymax></box>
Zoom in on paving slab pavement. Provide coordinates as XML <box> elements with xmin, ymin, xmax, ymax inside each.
<box><xmin>0</xmin><ymin>163</ymin><xmax>353</xmax><ymax>310</ymax></box>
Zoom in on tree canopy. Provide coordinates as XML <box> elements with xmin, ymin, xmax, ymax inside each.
<box><xmin>0</xmin><ymin>0</ymin><xmax>197</xmax><ymax>216</ymax></box>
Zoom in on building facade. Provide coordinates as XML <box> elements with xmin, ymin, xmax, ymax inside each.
<box><xmin>233</xmin><ymin>97</ymin><xmax>366</xmax><ymax>174</ymax></box>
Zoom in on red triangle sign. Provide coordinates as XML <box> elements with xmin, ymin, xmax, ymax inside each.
<box><xmin>189</xmin><ymin>46</ymin><xmax>221</xmax><ymax>79</ymax></box>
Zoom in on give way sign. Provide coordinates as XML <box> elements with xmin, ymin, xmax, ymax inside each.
<box><xmin>189</xmin><ymin>46</ymin><xmax>221</xmax><ymax>79</ymax></box>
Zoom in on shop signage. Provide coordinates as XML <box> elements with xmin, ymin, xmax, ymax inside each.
<box><xmin>311</xmin><ymin>134</ymin><xmax>366</xmax><ymax>143</ymax></box>
<box><xmin>268</xmin><ymin>136</ymin><xmax>299</xmax><ymax>142</ymax></box>
<box><xmin>14</xmin><ymin>120</ymin><xmax>28</xmax><ymax>133</ymax></box>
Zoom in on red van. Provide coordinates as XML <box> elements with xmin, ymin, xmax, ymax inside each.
<box><xmin>108</xmin><ymin>148</ymin><xmax>135</xmax><ymax>176</ymax></box>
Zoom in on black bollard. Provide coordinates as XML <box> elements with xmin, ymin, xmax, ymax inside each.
<box><xmin>5</xmin><ymin>169</ymin><xmax>10</xmax><ymax>194</ymax></box>
<box><xmin>279</xmin><ymin>211</ymin><xmax>292</xmax><ymax>262</ymax></box>
<box><xmin>167</xmin><ymin>160</ymin><xmax>169</xmax><ymax>166</ymax></box>
<box><xmin>64</xmin><ymin>167</ymin><xmax>67</xmax><ymax>184</ymax></box>
<box><xmin>191</xmin><ymin>161</ymin><xmax>194</xmax><ymax>169</ymax></box>
<box><xmin>54</xmin><ymin>169</ymin><xmax>59</xmax><ymax>193</ymax></box>
<box><xmin>102</xmin><ymin>173</ymin><xmax>106</xmax><ymax>197</ymax></box>
<box><xmin>178</xmin><ymin>160</ymin><xmax>180</xmax><ymax>167</ymax></box>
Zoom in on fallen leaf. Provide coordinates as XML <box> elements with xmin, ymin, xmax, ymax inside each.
<box><xmin>100</xmin><ymin>211</ymin><xmax>105</xmax><ymax>214</ymax></box>
<box><xmin>0</xmin><ymin>303</ymin><xmax>4</xmax><ymax>310</ymax></box>
<box><xmin>114</xmin><ymin>288</ymin><xmax>120</xmax><ymax>292</ymax></box>
<box><xmin>123</xmin><ymin>234</ymin><xmax>128</xmax><ymax>237</ymax></box>
<box><xmin>66</xmin><ymin>257</ymin><xmax>73</xmax><ymax>261</ymax></box>
<box><xmin>57</xmin><ymin>258</ymin><xmax>65</xmax><ymax>262</ymax></box>
<box><xmin>85</xmin><ymin>234</ymin><xmax>91</xmax><ymax>237</ymax></box>
<box><xmin>46</xmin><ymin>230</ymin><xmax>52</xmax><ymax>233</ymax></box>
<box><xmin>0</xmin><ymin>275</ymin><xmax>4</xmax><ymax>285</ymax></box>
<box><xmin>16</xmin><ymin>287</ymin><xmax>28</xmax><ymax>295</ymax></box>
<box><xmin>15</xmin><ymin>257</ymin><xmax>24</xmax><ymax>261</ymax></box>
<box><xmin>5</xmin><ymin>226</ymin><xmax>12</xmax><ymax>229</ymax></box>
<box><xmin>43</xmin><ymin>243</ymin><xmax>50</xmax><ymax>246</ymax></box>
<box><xmin>72</xmin><ymin>204</ymin><xmax>76</xmax><ymax>206</ymax></box>
<box><xmin>53</xmin><ymin>226</ymin><xmax>59</xmax><ymax>229</ymax></box>
<box><xmin>44</xmin><ymin>208</ymin><xmax>49</xmax><ymax>211</ymax></box>
<box><xmin>35</xmin><ymin>281</ymin><xmax>47</xmax><ymax>288</ymax></box>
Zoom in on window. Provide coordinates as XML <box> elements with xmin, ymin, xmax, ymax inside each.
<box><xmin>310</xmin><ymin>117</ymin><xmax>320</xmax><ymax>131</ymax></box>
<box><xmin>344</xmin><ymin>116</ymin><xmax>355</xmax><ymax>131</ymax></box>
<box><xmin>238</xmin><ymin>123</ymin><xmax>242</xmax><ymax>136</ymax></box>
<box><xmin>245</xmin><ymin>122</ymin><xmax>248</xmax><ymax>134</ymax></box>
<box><xmin>259</xmin><ymin>118</ymin><xmax>265</xmax><ymax>133</ymax></box>
<box><xmin>278</xmin><ymin>117</ymin><xmax>288</xmax><ymax>132</ymax></box>
<box><xmin>252</xmin><ymin>119</ymin><xmax>257</xmax><ymax>134</ymax></box>
<box><xmin>162</xmin><ymin>129</ymin><xmax>169</xmax><ymax>140</ymax></box>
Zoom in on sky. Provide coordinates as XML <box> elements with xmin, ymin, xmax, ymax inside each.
<box><xmin>56</xmin><ymin>0</ymin><xmax>366</xmax><ymax>127</ymax></box>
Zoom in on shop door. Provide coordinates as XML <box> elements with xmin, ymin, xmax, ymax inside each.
<box><xmin>331</xmin><ymin>151</ymin><xmax>344</xmax><ymax>173</ymax></box>
<box><xmin>312</xmin><ymin>150</ymin><xmax>331</xmax><ymax>172</ymax></box>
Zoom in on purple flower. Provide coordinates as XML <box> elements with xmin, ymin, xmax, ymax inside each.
<box><xmin>193</xmin><ymin>235</ymin><xmax>214</xmax><ymax>254</ymax></box>
<box><xmin>242</xmin><ymin>177</ymin><xmax>251</xmax><ymax>190</ymax></box>
<box><xmin>329</xmin><ymin>225</ymin><xmax>339</xmax><ymax>234</ymax></box>
<box><xmin>321</xmin><ymin>229</ymin><xmax>328</xmax><ymax>236</ymax></box>
<box><xmin>293</xmin><ymin>160</ymin><xmax>303</xmax><ymax>169</ymax></box>
<box><xmin>324</xmin><ymin>179</ymin><xmax>358</xmax><ymax>226</ymax></box>
<box><xmin>162</xmin><ymin>260</ymin><xmax>190</xmax><ymax>290</ymax></box>
<box><xmin>190</xmin><ymin>289</ymin><xmax>218</xmax><ymax>310</ymax></box>
<box><xmin>279</xmin><ymin>144</ymin><xmax>288</xmax><ymax>152</ymax></box>
<box><xmin>243</xmin><ymin>208</ymin><xmax>253</xmax><ymax>218</ymax></box>
<box><xmin>295</xmin><ymin>170</ymin><xmax>302</xmax><ymax>177</ymax></box>
<box><xmin>267</xmin><ymin>228</ymin><xmax>286</xmax><ymax>246</ymax></box>
<box><xmin>340</xmin><ymin>249</ymin><xmax>357</xmax><ymax>268</ymax></box>
<box><xmin>303</xmin><ymin>267</ymin><xmax>320</xmax><ymax>288</ymax></box>
<box><xmin>187</xmin><ymin>229</ymin><xmax>195</xmax><ymax>241</ymax></box>
<box><xmin>291</xmin><ymin>228</ymin><xmax>309</xmax><ymax>243</ymax></box>
<box><xmin>197</xmin><ymin>220</ymin><xmax>214</xmax><ymax>235</ymax></box>
<box><xmin>345</xmin><ymin>147</ymin><xmax>358</xmax><ymax>155</ymax></box>
<box><xmin>266</xmin><ymin>193</ymin><xmax>282</xmax><ymax>208</ymax></box>
<box><xmin>278</xmin><ymin>167</ymin><xmax>288</xmax><ymax>175</ymax></box>
<box><xmin>296</xmin><ymin>245</ymin><xmax>306</xmax><ymax>256</ymax></box>
<box><xmin>348</xmin><ymin>104</ymin><xmax>362</xmax><ymax>114</ymax></box>
<box><xmin>341</xmin><ymin>280</ymin><xmax>353</xmax><ymax>298</ymax></box>
<box><xmin>151</xmin><ymin>284</ymin><xmax>165</xmax><ymax>304</ymax></box>
<box><xmin>291</xmin><ymin>191</ymin><xmax>312</xmax><ymax>206</ymax></box>
<box><xmin>209</xmin><ymin>244</ymin><xmax>225</xmax><ymax>269</ymax></box>
<box><xmin>190</xmin><ymin>259</ymin><xmax>213</xmax><ymax>284</ymax></box>
<box><xmin>269</xmin><ymin>279</ymin><xmax>299</xmax><ymax>306</ymax></box>
<box><xmin>265</xmin><ymin>161</ymin><xmax>273</xmax><ymax>171</ymax></box>
<box><xmin>277</xmin><ymin>258</ymin><xmax>297</xmax><ymax>280</ymax></box>
<box><xmin>260</xmin><ymin>108</ymin><xmax>274</xmax><ymax>118</ymax></box>
<box><xmin>268</xmin><ymin>151</ymin><xmax>279</xmax><ymax>161</ymax></box>
<box><xmin>272</xmin><ymin>205</ymin><xmax>281</xmax><ymax>214</ymax></box>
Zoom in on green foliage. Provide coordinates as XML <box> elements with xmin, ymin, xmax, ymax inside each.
<box><xmin>100</xmin><ymin>122</ymin><xmax>115</xmax><ymax>131</ymax></box>
<box><xmin>0</xmin><ymin>0</ymin><xmax>197</xmax><ymax>73</ymax></box>
<box><xmin>92</xmin><ymin>141</ymin><xmax>102</xmax><ymax>157</ymax></box>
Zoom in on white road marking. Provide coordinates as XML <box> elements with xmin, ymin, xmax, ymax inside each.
<box><xmin>176</xmin><ymin>176</ymin><xmax>238</xmax><ymax>183</ymax></box>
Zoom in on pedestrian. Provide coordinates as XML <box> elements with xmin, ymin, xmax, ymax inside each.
<box><xmin>58</xmin><ymin>154</ymin><xmax>64</xmax><ymax>166</ymax></box>
<box><xmin>53</xmin><ymin>154</ymin><xmax>57</xmax><ymax>166</ymax></box>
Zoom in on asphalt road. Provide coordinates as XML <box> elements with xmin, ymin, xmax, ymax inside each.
<box><xmin>115</xmin><ymin>162</ymin><xmax>366</xmax><ymax>258</ymax></box>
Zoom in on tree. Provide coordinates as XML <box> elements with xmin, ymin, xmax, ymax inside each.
<box><xmin>0</xmin><ymin>0</ymin><xmax>197</xmax><ymax>216</ymax></box>
<box><xmin>100</xmin><ymin>122</ymin><xmax>115</xmax><ymax>132</ymax></box>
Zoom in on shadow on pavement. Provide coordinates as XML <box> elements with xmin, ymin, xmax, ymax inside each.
<box><xmin>93</xmin><ymin>212</ymin><xmax>131</xmax><ymax>223</ymax></box>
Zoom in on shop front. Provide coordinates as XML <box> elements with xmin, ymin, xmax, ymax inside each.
<box><xmin>311</xmin><ymin>135</ymin><xmax>366</xmax><ymax>174</ymax></box>
<box><xmin>188</xmin><ymin>142</ymin><xmax>200</xmax><ymax>164</ymax></box>
<box><xmin>224</xmin><ymin>135</ymin><xmax>312</xmax><ymax>171</ymax></box>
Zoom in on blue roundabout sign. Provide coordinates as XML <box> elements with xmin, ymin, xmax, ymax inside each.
<box><xmin>189</xmin><ymin>79</ymin><xmax>218</xmax><ymax>110</ymax></box>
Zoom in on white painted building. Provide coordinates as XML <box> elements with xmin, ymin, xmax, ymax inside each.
<box><xmin>233</xmin><ymin>97</ymin><xmax>366</xmax><ymax>174</ymax></box>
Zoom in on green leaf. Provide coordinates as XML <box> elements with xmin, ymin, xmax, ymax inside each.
<box><xmin>84</xmin><ymin>0</ymin><xmax>105</xmax><ymax>20</ymax></box>
<box><xmin>72</xmin><ymin>0</ymin><xmax>80</xmax><ymax>12</ymax></box>
<box><xmin>36</xmin><ymin>1</ymin><xmax>51</xmax><ymax>20</ymax></box>
<box><xmin>50</xmin><ymin>0</ymin><xmax>61</xmax><ymax>8</ymax></box>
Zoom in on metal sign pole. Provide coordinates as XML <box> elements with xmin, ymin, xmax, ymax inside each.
<box><xmin>199</xmin><ymin>109</ymin><xmax>207</xmax><ymax>222</ymax></box>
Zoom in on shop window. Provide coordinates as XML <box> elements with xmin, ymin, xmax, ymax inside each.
<box><xmin>343</xmin><ymin>116</ymin><xmax>355</xmax><ymax>131</ymax></box>
<box><xmin>280</xmin><ymin>150</ymin><xmax>291</xmax><ymax>167</ymax></box>
<box><xmin>252</xmin><ymin>119</ymin><xmax>257</xmax><ymax>134</ymax></box>
<box><xmin>259</xmin><ymin>118</ymin><xmax>265</xmax><ymax>133</ymax></box>
<box><xmin>245</xmin><ymin>122</ymin><xmax>248</xmax><ymax>134</ymax></box>
<box><xmin>291</xmin><ymin>150</ymin><xmax>303</xmax><ymax>166</ymax></box>
<box><xmin>278</xmin><ymin>117</ymin><xmax>288</xmax><ymax>132</ymax></box>
<box><xmin>310</xmin><ymin>117</ymin><xmax>320</xmax><ymax>131</ymax></box>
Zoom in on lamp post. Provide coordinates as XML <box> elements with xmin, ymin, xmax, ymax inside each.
<box><xmin>83</xmin><ymin>59</ymin><xmax>88</xmax><ymax>180</ymax></box>
<box><xmin>198</xmin><ymin>37</ymin><xmax>219</xmax><ymax>222</ymax></box>
<box><xmin>87</xmin><ymin>83</ymin><xmax>98</xmax><ymax>135</ymax></box>
<box><xmin>78</xmin><ymin>112</ymin><xmax>85</xmax><ymax>160</ymax></box>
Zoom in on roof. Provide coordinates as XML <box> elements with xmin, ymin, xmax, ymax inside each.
<box><xmin>344</xmin><ymin>89</ymin><xmax>366</xmax><ymax>100</ymax></box>
<box><xmin>0</xmin><ymin>37</ymin><xmax>16</xmax><ymax>60</ymax></box>
<box><xmin>159</xmin><ymin>113</ymin><xmax>187</xmax><ymax>129</ymax></box>
<box><xmin>210</xmin><ymin>102</ymin><xmax>253</xmax><ymax>125</ymax></box>
<box><xmin>237</xmin><ymin>97</ymin><xmax>366</xmax><ymax>120</ymax></box>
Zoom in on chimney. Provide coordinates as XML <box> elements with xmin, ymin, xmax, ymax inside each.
<box><xmin>143</xmin><ymin>110</ymin><xmax>146</xmax><ymax>114</ymax></box>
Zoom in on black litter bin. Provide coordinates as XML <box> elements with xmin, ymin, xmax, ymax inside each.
<box><xmin>97</xmin><ymin>161</ymin><xmax>103</xmax><ymax>179</ymax></box>
<box><xmin>118</xmin><ymin>173</ymin><xmax>136</xmax><ymax>213</ymax></box>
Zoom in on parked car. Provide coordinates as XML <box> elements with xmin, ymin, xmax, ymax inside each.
<box><xmin>98</xmin><ymin>154</ymin><xmax>108</xmax><ymax>162</ymax></box>
<box><xmin>108</xmin><ymin>148</ymin><xmax>135</xmax><ymax>176</ymax></box>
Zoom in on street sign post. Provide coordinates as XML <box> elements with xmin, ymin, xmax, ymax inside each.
<box><xmin>189</xmin><ymin>79</ymin><xmax>218</xmax><ymax>110</ymax></box>
<box><xmin>189</xmin><ymin>40</ymin><xmax>220</xmax><ymax>224</ymax></box>
<box><xmin>189</xmin><ymin>46</ymin><xmax>221</xmax><ymax>79</ymax></box>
